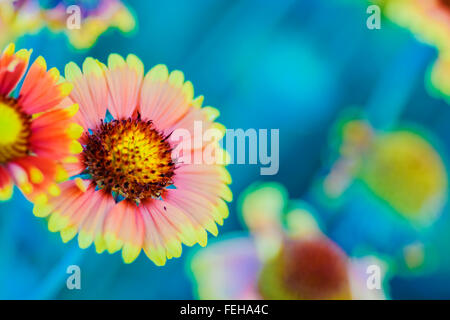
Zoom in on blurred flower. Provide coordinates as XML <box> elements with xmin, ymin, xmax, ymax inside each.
<box><xmin>0</xmin><ymin>0</ymin><xmax>43</xmax><ymax>49</ymax></box>
<box><xmin>258</xmin><ymin>237</ymin><xmax>354</xmax><ymax>300</ymax></box>
<box><xmin>0</xmin><ymin>0</ymin><xmax>135</xmax><ymax>50</ymax></box>
<box><xmin>37</xmin><ymin>0</ymin><xmax>136</xmax><ymax>49</ymax></box>
<box><xmin>0</xmin><ymin>43</ymin><xmax>81</xmax><ymax>203</ymax></box>
<box><xmin>323</xmin><ymin>118</ymin><xmax>448</xmax><ymax>225</ymax></box>
<box><xmin>361</xmin><ymin>131</ymin><xmax>447</xmax><ymax>223</ymax></box>
<box><xmin>189</xmin><ymin>182</ymin><xmax>389</xmax><ymax>300</ymax></box>
<box><xmin>374</xmin><ymin>0</ymin><xmax>450</xmax><ymax>97</ymax></box>
<box><xmin>33</xmin><ymin>54</ymin><xmax>231</xmax><ymax>265</ymax></box>
<box><xmin>376</xmin><ymin>0</ymin><xmax>450</xmax><ymax>52</ymax></box>
<box><xmin>239</xmin><ymin>182</ymin><xmax>288</xmax><ymax>260</ymax></box>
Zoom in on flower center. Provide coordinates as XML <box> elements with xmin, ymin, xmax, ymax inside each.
<box><xmin>282</xmin><ymin>239</ymin><xmax>350</xmax><ymax>299</ymax></box>
<box><xmin>258</xmin><ymin>238</ymin><xmax>351</xmax><ymax>300</ymax></box>
<box><xmin>439</xmin><ymin>0</ymin><xmax>450</xmax><ymax>10</ymax></box>
<box><xmin>0</xmin><ymin>97</ymin><xmax>31</xmax><ymax>164</ymax></box>
<box><xmin>82</xmin><ymin>117</ymin><xmax>175</xmax><ymax>203</ymax></box>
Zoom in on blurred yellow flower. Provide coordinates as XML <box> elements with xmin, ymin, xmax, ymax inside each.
<box><xmin>324</xmin><ymin>117</ymin><xmax>448</xmax><ymax>225</ymax></box>
<box><xmin>361</xmin><ymin>130</ymin><xmax>447</xmax><ymax>224</ymax></box>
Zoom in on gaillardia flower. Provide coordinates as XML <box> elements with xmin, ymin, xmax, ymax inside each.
<box><xmin>38</xmin><ymin>0</ymin><xmax>136</xmax><ymax>49</ymax></box>
<box><xmin>0</xmin><ymin>43</ymin><xmax>81</xmax><ymax>202</ymax></box>
<box><xmin>189</xmin><ymin>183</ymin><xmax>388</xmax><ymax>300</ymax></box>
<box><xmin>33</xmin><ymin>53</ymin><xmax>232</xmax><ymax>265</ymax></box>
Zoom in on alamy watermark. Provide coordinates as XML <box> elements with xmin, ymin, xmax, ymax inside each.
<box><xmin>366</xmin><ymin>5</ymin><xmax>381</xmax><ymax>30</ymax></box>
<box><xmin>66</xmin><ymin>265</ymin><xmax>81</xmax><ymax>290</ymax></box>
<box><xmin>67</xmin><ymin>5</ymin><xmax>81</xmax><ymax>30</ymax></box>
<box><xmin>366</xmin><ymin>264</ymin><xmax>381</xmax><ymax>290</ymax></box>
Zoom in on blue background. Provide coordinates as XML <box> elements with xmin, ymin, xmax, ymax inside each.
<box><xmin>2</xmin><ymin>0</ymin><xmax>450</xmax><ymax>299</ymax></box>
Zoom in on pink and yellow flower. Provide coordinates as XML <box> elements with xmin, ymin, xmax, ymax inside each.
<box><xmin>33</xmin><ymin>53</ymin><xmax>232</xmax><ymax>265</ymax></box>
<box><xmin>0</xmin><ymin>43</ymin><xmax>81</xmax><ymax>202</ymax></box>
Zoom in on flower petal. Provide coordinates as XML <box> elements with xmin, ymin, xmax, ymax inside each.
<box><xmin>18</xmin><ymin>56</ymin><xmax>72</xmax><ymax>115</ymax></box>
<box><xmin>105</xmin><ymin>53</ymin><xmax>143</xmax><ymax>119</ymax></box>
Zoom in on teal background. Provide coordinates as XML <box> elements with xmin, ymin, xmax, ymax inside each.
<box><xmin>2</xmin><ymin>0</ymin><xmax>450</xmax><ymax>299</ymax></box>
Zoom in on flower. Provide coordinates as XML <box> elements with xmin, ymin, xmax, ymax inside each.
<box><xmin>322</xmin><ymin>118</ymin><xmax>448</xmax><ymax>225</ymax></box>
<box><xmin>1</xmin><ymin>0</ymin><xmax>135</xmax><ymax>50</ymax></box>
<box><xmin>0</xmin><ymin>43</ymin><xmax>81</xmax><ymax>202</ymax></box>
<box><xmin>258</xmin><ymin>237</ymin><xmax>352</xmax><ymax>300</ymax></box>
<box><xmin>428</xmin><ymin>53</ymin><xmax>450</xmax><ymax>98</ymax></box>
<box><xmin>374</xmin><ymin>0</ymin><xmax>450</xmax><ymax>97</ymax></box>
<box><xmin>360</xmin><ymin>130</ymin><xmax>447</xmax><ymax>223</ymax></box>
<box><xmin>37</xmin><ymin>0</ymin><xmax>136</xmax><ymax>49</ymax></box>
<box><xmin>189</xmin><ymin>182</ymin><xmax>388</xmax><ymax>300</ymax></box>
<box><xmin>33</xmin><ymin>53</ymin><xmax>232</xmax><ymax>265</ymax></box>
<box><xmin>0</xmin><ymin>0</ymin><xmax>43</xmax><ymax>49</ymax></box>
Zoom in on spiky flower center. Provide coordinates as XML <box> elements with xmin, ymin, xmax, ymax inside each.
<box><xmin>82</xmin><ymin>117</ymin><xmax>175</xmax><ymax>203</ymax></box>
<box><xmin>0</xmin><ymin>97</ymin><xmax>31</xmax><ymax>163</ymax></box>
